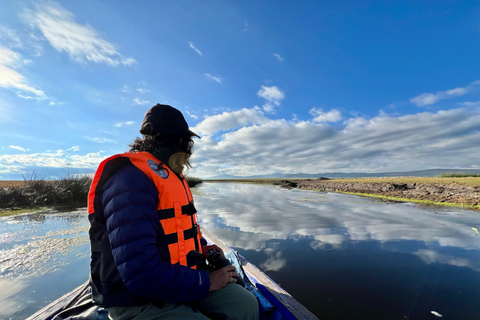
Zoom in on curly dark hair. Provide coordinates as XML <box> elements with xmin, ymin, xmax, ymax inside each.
<box><xmin>128</xmin><ymin>134</ymin><xmax>194</xmax><ymax>170</ymax></box>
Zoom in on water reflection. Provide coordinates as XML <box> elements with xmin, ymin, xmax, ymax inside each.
<box><xmin>0</xmin><ymin>278</ymin><xmax>27</xmax><ymax>317</ymax></box>
<box><xmin>0</xmin><ymin>209</ymin><xmax>89</xmax><ymax>319</ymax></box>
<box><xmin>0</xmin><ymin>184</ymin><xmax>478</xmax><ymax>319</ymax></box>
<box><xmin>193</xmin><ymin>183</ymin><xmax>480</xmax><ymax>319</ymax></box>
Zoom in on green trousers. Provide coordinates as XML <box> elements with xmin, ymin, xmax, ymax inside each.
<box><xmin>107</xmin><ymin>283</ymin><xmax>259</xmax><ymax>320</ymax></box>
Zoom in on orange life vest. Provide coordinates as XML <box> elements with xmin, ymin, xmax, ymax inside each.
<box><xmin>88</xmin><ymin>151</ymin><xmax>203</xmax><ymax>268</ymax></box>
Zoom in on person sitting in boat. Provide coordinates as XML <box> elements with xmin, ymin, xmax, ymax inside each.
<box><xmin>87</xmin><ymin>104</ymin><xmax>259</xmax><ymax>320</ymax></box>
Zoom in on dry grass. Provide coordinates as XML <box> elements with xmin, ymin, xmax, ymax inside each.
<box><xmin>326</xmin><ymin>177</ymin><xmax>480</xmax><ymax>186</ymax></box>
<box><xmin>206</xmin><ymin>177</ymin><xmax>480</xmax><ymax>186</ymax></box>
<box><xmin>0</xmin><ymin>176</ymin><xmax>203</xmax><ymax>211</ymax></box>
<box><xmin>0</xmin><ymin>180</ymin><xmax>28</xmax><ymax>188</ymax></box>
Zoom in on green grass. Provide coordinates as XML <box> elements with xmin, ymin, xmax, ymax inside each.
<box><xmin>333</xmin><ymin>191</ymin><xmax>480</xmax><ymax>210</ymax></box>
<box><xmin>0</xmin><ymin>207</ymin><xmax>47</xmax><ymax>217</ymax></box>
<box><xmin>323</xmin><ymin>176</ymin><xmax>480</xmax><ymax>186</ymax></box>
<box><xmin>436</xmin><ymin>172</ymin><xmax>480</xmax><ymax>178</ymax></box>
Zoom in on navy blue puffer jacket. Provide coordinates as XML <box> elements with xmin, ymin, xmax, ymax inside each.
<box><xmin>99</xmin><ymin>163</ymin><xmax>210</xmax><ymax>304</ymax></box>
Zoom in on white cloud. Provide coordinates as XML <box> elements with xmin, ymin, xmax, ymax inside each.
<box><xmin>0</xmin><ymin>25</ymin><xmax>23</xmax><ymax>48</ymax></box>
<box><xmin>192</xmin><ymin>108</ymin><xmax>270</xmax><ymax>136</ymax></box>
<box><xmin>121</xmin><ymin>85</ymin><xmax>132</xmax><ymax>94</ymax></box>
<box><xmin>189</xmin><ymin>42</ymin><xmax>202</xmax><ymax>56</ymax></box>
<box><xmin>309</xmin><ymin>108</ymin><xmax>342</xmax><ymax>123</ymax></box>
<box><xmin>459</xmin><ymin>101</ymin><xmax>480</xmax><ymax>107</ymax></box>
<box><xmin>114</xmin><ymin>121</ymin><xmax>135</xmax><ymax>127</ymax></box>
<box><xmin>190</xmin><ymin>107</ymin><xmax>480</xmax><ymax>178</ymax></box>
<box><xmin>136</xmin><ymin>88</ymin><xmax>150</xmax><ymax>94</ymax></box>
<box><xmin>8</xmin><ymin>145</ymin><xmax>29</xmax><ymax>152</ymax></box>
<box><xmin>24</xmin><ymin>2</ymin><xmax>136</xmax><ymax>66</ymax></box>
<box><xmin>67</xmin><ymin>146</ymin><xmax>80</xmax><ymax>151</ymax></box>
<box><xmin>205</xmin><ymin>73</ymin><xmax>222</xmax><ymax>83</ymax></box>
<box><xmin>411</xmin><ymin>80</ymin><xmax>480</xmax><ymax>107</ymax></box>
<box><xmin>273</xmin><ymin>53</ymin><xmax>283</xmax><ymax>62</ymax></box>
<box><xmin>0</xmin><ymin>150</ymin><xmax>106</xmax><ymax>174</ymax></box>
<box><xmin>186</xmin><ymin>111</ymin><xmax>198</xmax><ymax>120</ymax></box>
<box><xmin>88</xmin><ymin>137</ymin><xmax>116</xmax><ymax>143</ymax></box>
<box><xmin>133</xmin><ymin>98</ymin><xmax>149</xmax><ymax>105</ymax></box>
<box><xmin>0</xmin><ymin>47</ymin><xmax>46</xmax><ymax>98</ymax></box>
<box><xmin>257</xmin><ymin>85</ymin><xmax>285</xmax><ymax>113</ymax></box>
<box><xmin>0</xmin><ymin>47</ymin><xmax>21</xmax><ymax>67</ymax></box>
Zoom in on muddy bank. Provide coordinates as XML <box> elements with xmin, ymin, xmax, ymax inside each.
<box><xmin>275</xmin><ymin>179</ymin><xmax>480</xmax><ymax>210</ymax></box>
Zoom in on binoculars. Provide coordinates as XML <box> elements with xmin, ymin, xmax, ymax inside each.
<box><xmin>206</xmin><ymin>248</ymin><xmax>245</xmax><ymax>287</ymax></box>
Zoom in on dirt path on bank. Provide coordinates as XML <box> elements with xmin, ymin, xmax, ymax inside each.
<box><xmin>275</xmin><ymin>179</ymin><xmax>480</xmax><ymax>210</ymax></box>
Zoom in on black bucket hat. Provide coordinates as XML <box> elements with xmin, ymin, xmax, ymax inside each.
<box><xmin>140</xmin><ymin>104</ymin><xmax>200</xmax><ymax>138</ymax></box>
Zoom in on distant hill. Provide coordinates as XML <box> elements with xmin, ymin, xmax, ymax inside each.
<box><xmin>205</xmin><ymin>168</ymin><xmax>480</xmax><ymax>180</ymax></box>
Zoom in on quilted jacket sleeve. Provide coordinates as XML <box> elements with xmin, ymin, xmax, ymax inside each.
<box><xmin>101</xmin><ymin>164</ymin><xmax>210</xmax><ymax>303</ymax></box>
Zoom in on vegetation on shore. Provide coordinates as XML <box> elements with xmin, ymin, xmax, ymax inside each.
<box><xmin>1</xmin><ymin>173</ymin><xmax>477</xmax><ymax>214</ymax></box>
<box><xmin>206</xmin><ymin>175</ymin><xmax>480</xmax><ymax>187</ymax></box>
<box><xmin>338</xmin><ymin>191</ymin><xmax>479</xmax><ymax>210</ymax></box>
<box><xmin>0</xmin><ymin>175</ymin><xmax>203</xmax><ymax>214</ymax></box>
<box><xmin>206</xmin><ymin>175</ymin><xmax>480</xmax><ymax>211</ymax></box>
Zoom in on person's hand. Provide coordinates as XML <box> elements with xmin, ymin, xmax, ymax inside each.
<box><xmin>202</xmin><ymin>244</ymin><xmax>223</xmax><ymax>257</ymax></box>
<box><xmin>208</xmin><ymin>265</ymin><xmax>239</xmax><ymax>292</ymax></box>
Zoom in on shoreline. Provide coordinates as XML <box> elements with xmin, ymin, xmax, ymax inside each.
<box><xmin>205</xmin><ymin>177</ymin><xmax>480</xmax><ymax>211</ymax></box>
<box><xmin>1</xmin><ymin>177</ymin><xmax>478</xmax><ymax>215</ymax></box>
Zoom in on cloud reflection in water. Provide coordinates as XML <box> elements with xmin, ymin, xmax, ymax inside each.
<box><xmin>193</xmin><ymin>183</ymin><xmax>480</xmax><ymax>272</ymax></box>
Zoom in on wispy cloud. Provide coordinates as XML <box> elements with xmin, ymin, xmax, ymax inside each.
<box><xmin>189</xmin><ymin>42</ymin><xmax>202</xmax><ymax>56</ymax></box>
<box><xmin>121</xmin><ymin>85</ymin><xmax>132</xmax><ymax>94</ymax></box>
<box><xmin>8</xmin><ymin>145</ymin><xmax>29</xmax><ymax>152</ymax></box>
<box><xmin>459</xmin><ymin>101</ymin><xmax>480</xmax><ymax>107</ymax></box>
<box><xmin>24</xmin><ymin>2</ymin><xmax>136</xmax><ymax>67</ymax></box>
<box><xmin>133</xmin><ymin>98</ymin><xmax>149</xmax><ymax>105</ymax></box>
<box><xmin>67</xmin><ymin>146</ymin><xmax>80</xmax><ymax>151</ymax></box>
<box><xmin>114</xmin><ymin>121</ymin><xmax>135</xmax><ymax>127</ymax></box>
<box><xmin>87</xmin><ymin>137</ymin><xmax>116</xmax><ymax>143</ymax></box>
<box><xmin>410</xmin><ymin>80</ymin><xmax>480</xmax><ymax>107</ymax></box>
<box><xmin>186</xmin><ymin>111</ymin><xmax>199</xmax><ymax>120</ymax></box>
<box><xmin>309</xmin><ymin>108</ymin><xmax>342</xmax><ymax>123</ymax></box>
<box><xmin>257</xmin><ymin>85</ymin><xmax>285</xmax><ymax>113</ymax></box>
<box><xmin>273</xmin><ymin>53</ymin><xmax>283</xmax><ymax>62</ymax></box>
<box><xmin>205</xmin><ymin>73</ymin><xmax>222</xmax><ymax>83</ymax></box>
<box><xmin>136</xmin><ymin>88</ymin><xmax>150</xmax><ymax>94</ymax></box>
<box><xmin>0</xmin><ymin>46</ymin><xmax>46</xmax><ymax>98</ymax></box>
<box><xmin>0</xmin><ymin>25</ymin><xmax>23</xmax><ymax>48</ymax></box>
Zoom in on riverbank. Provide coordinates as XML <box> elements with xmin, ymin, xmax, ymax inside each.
<box><xmin>206</xmin><ymin>177</ymin><xmax>480</xmax><ymax>211</ymax></box>
<box><xmin>0</xmin><ymin>176</ymin><xmax>203</xmax><ymax>215</ymax></box>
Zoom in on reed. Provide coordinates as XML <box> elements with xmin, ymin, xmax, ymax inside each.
<box><xmin>186</xmin><ymin>176</ymin><xmax>203</xmax><ymax>187</ymax></box>
<box><xmin>0</xmin><ymin>174</ymin><xmax>203</xmax><ymax>210</ymax></box>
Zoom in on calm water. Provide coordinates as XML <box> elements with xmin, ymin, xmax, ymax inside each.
<box><xmin>1</xmin><ymin>183</ymin><xmax>479</xmax><ymax>319</ymax></box>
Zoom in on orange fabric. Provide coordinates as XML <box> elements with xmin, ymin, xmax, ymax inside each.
<box><xmin>88</xmin><ymin>152</ymin><xmax>202</xmax><ymax>268</ymax></box>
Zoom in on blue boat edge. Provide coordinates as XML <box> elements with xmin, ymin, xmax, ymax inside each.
<box><xmin>202</xmin><ymin>229</ymin><xmax>318</xmax><ymax>320</ymax></box>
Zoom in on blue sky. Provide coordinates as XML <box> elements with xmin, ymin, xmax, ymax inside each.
<box><xmin>1</xmin><ymin>1</ymin><xmax>479</xmax><ymax>179</ymax></box>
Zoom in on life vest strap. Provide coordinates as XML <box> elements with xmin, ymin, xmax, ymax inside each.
<box><xmin>157</xmin><ymin>202</ymin><xmax>197</xmax><ymax>220</ymax></box>
<box><xmin>162</xmin><ymin>227</ymin><xmax>198</xmax><ymax>245</ymax></box>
